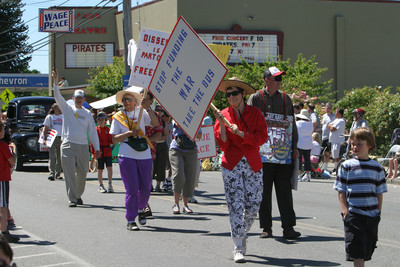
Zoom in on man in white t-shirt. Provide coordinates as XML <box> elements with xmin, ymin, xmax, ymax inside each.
<box><xmin>328</xmin><ymin>108</ymin><xmax>345</xmax><ymax>173</ymax></box>
<box><xmin>321</xmin><ymin>103</ymin><xmax>336</xmax><ymax>171</ymax></box>
<box><xmin>307</xmin><ymin>103</ymin><xmax>321</xmax><ymax>134</ymax></box>
<box><xmin>52</xmin><ymin>70</ymin><xmax>100</xmax><ymax>207</ymax></box>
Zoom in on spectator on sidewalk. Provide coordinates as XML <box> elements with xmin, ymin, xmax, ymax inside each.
<box><xmin>328</xmin><ymin>108</ymin><xmax>346</xmax><ymax>174</ymax></box>
<box><xmin>321</xmin><ymin>103</ymin><xmax>336</xmax><ymax>171</ymax></box>
<box><xmin>0</xmin><ymin>122</ymin><xmax>19</xmax><ymax>243</ymax></box>
<box><xmin>58</xmin><ymin>76</ymin><xmax>69</xmax><ymax>87</ymax></box>
<box><xmin>385</xmin><ymin>145</ymin><xmax>400</xmax><ymax>182</ymax></box>
<box><xmin>296</xmin><ymin>110</ymin><xmax>314</xmax><ymax>182</ymax></box>
<box><xmin>307</xmin><ymin>103</ymin><xmax>321</xmax><ymax>134</ymax></box>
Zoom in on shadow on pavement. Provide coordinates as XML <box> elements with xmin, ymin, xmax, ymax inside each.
<box><xmin>15</xmin><ymin>165</ymin><xmax>48</xmax><ymax>173</ymax></box>
<box><xmin>152</xmin><ymin>215</ymin><xmax>212</xmax><ymax>221</ymax></box>
<box><xmin>143</xmin><ymin>225</ymin><xmax>209</xmax><ymax>234</ymax></box>
<box><xmin>273</xmin><ymin>235</ymin><xmax>343</xmax><ymax>245</ymax></box>
<box><xmin>79</xmin><ymin>204</ymin><xmax>126</xmax><ymax>211</ymax></box>
<box><xmin>246</xmin><ymin>255</ymin><xmax>340</xmax><ymax>266</ymax></box>
<box><xmin>12</xmin><ymin>233</ymin><xmax>56</xmax><ymax>246</ymax></box>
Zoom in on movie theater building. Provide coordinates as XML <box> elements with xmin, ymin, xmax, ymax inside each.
<box><xmin>53</xmin><ymin>0</ymin><xmax>400</xmax><ymax>98</ymax></box>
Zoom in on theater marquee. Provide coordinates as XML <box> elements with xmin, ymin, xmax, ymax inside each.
<box><xmin>65</xmin><ymin>43</ymin><xmax>114</xmax><ymax>68</ymax></box>
<box><xmin>197</xmin><ymin>27</ymin><xmax>283</xmax><ymax>64</ymax></box>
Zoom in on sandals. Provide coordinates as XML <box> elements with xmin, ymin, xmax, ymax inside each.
<box><xmin>182</xmin><ymin>206</ymin><xmax>193</xmax><ymax>214</ymax></box>
<box><xmin>172</xmin><ymin>204</ymin><xmax>180</xmax><ymax>214</ymax></box>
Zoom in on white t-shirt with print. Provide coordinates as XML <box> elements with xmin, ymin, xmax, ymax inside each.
<box><xmin>110</xmin><ymin>108</ymin><xmax>151</xmax><ymax>160</ymax></box>
<box><xmin>44</xmin><ymin>114</ymin><xmax>63</xmax><ymax>136</ymax></box>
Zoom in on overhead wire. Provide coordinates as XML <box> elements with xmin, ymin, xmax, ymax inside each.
<box><xmin>29</xmin><ymin>0</ymin><xmax>122</xmax><ymax>53</ymax></box>
<box><xmin>0</xmin><ymin>0</ymin><xmax>122</xmax><ymax>62</ymax></box>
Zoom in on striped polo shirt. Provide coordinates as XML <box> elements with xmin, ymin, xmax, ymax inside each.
<box><xmin>333</xmin><ymin>158</ymin><xmax>387</xmax><ymax>217</ymax></box>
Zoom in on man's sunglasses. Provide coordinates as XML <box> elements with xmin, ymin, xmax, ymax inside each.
<box><xmin>225</xmin><ymin>91</ymin><xmax>241</xmax><ymax>98</ymax></box>
<box><xmin>269</xmin><ymin>75</ymin><xmax>282</xmax><ymax>82</ymax></box>
<box><xmin>122</xmin><ymin>97</ymin><xmax>133</xmax><ymax>102</ymax></box>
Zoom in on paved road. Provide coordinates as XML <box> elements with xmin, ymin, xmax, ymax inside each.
<box><xmin>8</xmin><ymin>163</ymin><xmax>400</xmax><ymax>266</ymax></box>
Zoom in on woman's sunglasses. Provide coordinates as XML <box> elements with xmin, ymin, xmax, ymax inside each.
<box><xmin>225</xmin><ymin>91</ymin><xmax>241</xmax><ymax>98</ymax></box>
<box><xmin>122</xmin><ymin>97</ymin><xmax>133</xmax><ymax>103</ymax></box>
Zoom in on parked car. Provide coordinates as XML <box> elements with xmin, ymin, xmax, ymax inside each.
<box><xmin>6</xmin><ymin>96</ymin><xmax>55</xmax><ymax>171</ymax></box>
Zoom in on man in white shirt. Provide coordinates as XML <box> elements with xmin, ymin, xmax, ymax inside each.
<box><xmin>52</xmin><ymin>70</ymin><xmax>100</xmax><ymax>207</ymax></box>
<box><xmin>328</xmin><ymin>108</ymin><xmax>345</xmax><ymax>173</ymax></box>
<box><xmin>307</xmin><ymin>103</ymin><xmax>321</xmax><ymax>134</ymax></box>
<box><xmin>321</xmin><ymin>103</ymin><xmax>336</xmax><ymax>171</ymax></box>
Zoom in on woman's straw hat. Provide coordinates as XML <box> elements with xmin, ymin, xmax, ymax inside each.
<box><xmin>115</xmin><ymin>86</ymin><xmax>143</xmax><ymax>105</ymax></box>
<box><xmin>218</xmin><ymin>77</ymin><xmax>255</xmax><ymax>96</ymax></box>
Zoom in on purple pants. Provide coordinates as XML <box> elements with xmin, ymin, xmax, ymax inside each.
<box><xmin>119</xmin><ymin>157</ymin><xmax>152</xmax><ymax>222</ymax></box>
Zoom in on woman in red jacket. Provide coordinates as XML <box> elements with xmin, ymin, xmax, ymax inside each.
<box><xmin>214</xmin><ymin>77</ymin><xmax>268</xmax><ymax>263</ymax></box>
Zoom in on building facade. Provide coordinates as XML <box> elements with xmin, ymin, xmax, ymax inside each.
<box><xmin>52</xmin><ymin>0</ymin><xmax>400</xmax><ymax>98</ymax></box>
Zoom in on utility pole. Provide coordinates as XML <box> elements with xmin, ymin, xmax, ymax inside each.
<box><xmin>123</xmin><ymin>0</ymin><xmax>133</xmax><ymax>76</ymax></box>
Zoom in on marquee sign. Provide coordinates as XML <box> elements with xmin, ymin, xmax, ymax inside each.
<box><xmin>65</xmin><ymin>43</ymin><xmax>114</xmax><ymax>68</ymax></box>
<box><xmin>197</xmin><ymin>30</ymin><xmax>283</xmax><ymax>64</ymax></box>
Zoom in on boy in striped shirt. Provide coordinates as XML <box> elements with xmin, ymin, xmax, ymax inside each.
<box><xmin>334</xmin><ymin>127</ymin><xmax>387</xmax><ymax>267</ymax></box>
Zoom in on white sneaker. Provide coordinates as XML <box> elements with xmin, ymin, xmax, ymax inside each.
<box><xmin>108</xmin><ymin>184</ymin><xmax>114</xmax><ymax>193</ymax></box>
<box><xmin>233</xmin><ymin>247</ymin><xmax>246</xmax><ymax>263</ymax></box>
<box><xmin>301</xmin><ymin>174</ymin><xmax>311</xmax><ymax>182</ymax></box>
<box><xmin>298</xmin><ymin>175</ymin><xmax>302</xmax><ymax>181</ymax></box>
<box><xmin>98</xmin><ymin>184</ymin><xmax>107</xmax><ymax>193</ymax></box>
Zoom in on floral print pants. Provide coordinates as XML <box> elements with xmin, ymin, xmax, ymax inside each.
<box><xmin>222</xmin><ymin>157</ymin><xmax>263</xmax><ymax>238</ymax></box>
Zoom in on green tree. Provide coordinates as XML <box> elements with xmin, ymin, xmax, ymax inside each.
<box><xmin>213</xmin><ymin>54</ymin><xmax>333</xmax><ymax>111</ymax></box>
<box><xmin>336</xmin><ymin>86</ymin><xmax>400</xmax><ymax>156</ymax></box>
<box><xmin>0</xmin><ymin>0</ymin><xmax>32</xmax><ymax>73</ymax></box>
<box><xmin>87</xmin><ymin>56</ymin><xmax>125</xmax><ymax>99</ymax></box>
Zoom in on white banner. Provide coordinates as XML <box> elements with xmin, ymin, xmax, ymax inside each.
<box><xmin>148</xmin><ymin>17</ymin><xmax>228</xmax><ymax>140</ymax></box>
<box><xmin>196</xmin><ymin>125</ymin><xmax>217</xmax><ymax>159</ymax></box>
<box><xmin>129</xmin><ymin>28</ymin><xmax>170</xmax><ymax>88</ymax></box>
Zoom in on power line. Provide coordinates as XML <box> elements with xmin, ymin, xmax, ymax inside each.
<box><xmin>0</xmin><ymin>0</ymin><xmax>122</xmax><ymax>59</ymax></box>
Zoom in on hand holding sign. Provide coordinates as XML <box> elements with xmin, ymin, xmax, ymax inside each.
<box><xmin>148</xmin><ymin>17</ymin><xmax>228</xmax><ymax>140</ymax></box>
<box><xmin>210</xmin><ymin>103</ymin><xmax>232</xmax><ymax>128</ymax></box>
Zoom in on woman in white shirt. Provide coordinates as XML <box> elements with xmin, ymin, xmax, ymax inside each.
<box><xmin>43</xmin><ymin>103</ymin><xmax>63</xmax><ymax>180</ymax></box>
<box><xmin>296</xmin><ymin>110</ymin><xmax>314</xmax><ymax>182</ymax></box>
<box><xmin>110</xmin><ymin>87</ymin><xmax>159</xmax><ymax>231</ymax></box>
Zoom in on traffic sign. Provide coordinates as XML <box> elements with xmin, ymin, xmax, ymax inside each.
<box><xmin>0</xmin><ymin>88</ymin><xmax>15</xmax><ymax>104</ymax></box>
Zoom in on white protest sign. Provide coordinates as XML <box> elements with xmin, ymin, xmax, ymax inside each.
<box><xmin>149</xmin><ymin>17</ymin><xmax>228</xmax><ymax>140</ymax></box>
<box><xmin>38</xmin><ymin>128</ymin><xmax>58</xmax><ymax>147</ymax></box>
<box><xmin>39</xmin><ymin>9</ymin><xmax>74</xmax><ymax>33</ymax></box>
<box><xmin>129</xmin><ymin>28</ymin><xmax>170</xmax><ymax>88</ymax></box>
<box><xmin>196</xmin><ymin>125</ymin><xmax>217</xmax><ymax>159</ymax></box>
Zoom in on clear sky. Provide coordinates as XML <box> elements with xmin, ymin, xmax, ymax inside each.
<box><xmin>21</xmin><ymin>0</ymin><xmax>150</xmax><ymax>74</ymax></box>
